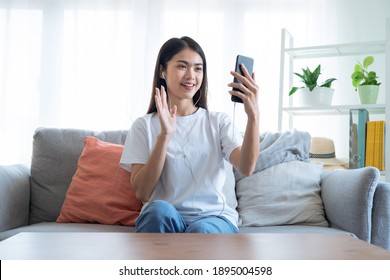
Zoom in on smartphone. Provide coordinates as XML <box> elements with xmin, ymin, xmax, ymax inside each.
<box><xmin>231</xmin><ymin>55</ymin><xmax>254</xmax><ymax>103</ymax></box>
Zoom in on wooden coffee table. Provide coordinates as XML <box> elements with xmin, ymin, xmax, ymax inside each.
<box><xmin>0</xmin><ymin>232</ymin><xmax>389</xmax><ymax>260</ymax></box>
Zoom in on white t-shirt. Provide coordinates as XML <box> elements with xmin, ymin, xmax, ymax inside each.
<box><xmin>120</xmin><ymin>108</ymin><xmax>242</xmax><ymax>228</ymax></box>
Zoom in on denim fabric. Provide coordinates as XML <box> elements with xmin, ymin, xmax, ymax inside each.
<box><xmin>135</xmin><ymin>200</ymin><xmax>238</xmax><ymax>233</ymax></box>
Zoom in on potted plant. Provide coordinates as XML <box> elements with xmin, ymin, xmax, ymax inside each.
<box><xmin>351</xmin><ymin>55</ymin><xmax>381</xmax><ymax>104</ymax></box>
<box><xmin>289</xmin><ymin>65</ymin><xmax>336</xmax><ymax>106</ymax></box>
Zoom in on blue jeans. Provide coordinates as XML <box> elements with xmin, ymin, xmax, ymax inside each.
<box><xmin>135</xmin><ymin>200</ymin><xmax>238</xmax><ymax>233</ymax></box>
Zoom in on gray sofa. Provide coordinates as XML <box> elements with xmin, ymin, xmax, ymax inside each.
<box><xmin>0</xmin><ymin>127</ymin><xmax>389</xmax><ymax>250</ymax></box>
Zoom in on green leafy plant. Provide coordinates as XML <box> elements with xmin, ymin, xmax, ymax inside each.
<box><xmin>351</xmin><ymin>56</ymin><xmax>381</xmax><ymax>91</ymax></box>
<box><xmin>289</xmin><ymin>65</ymin><xmax>336</xmax><ymax>96</ymax></box>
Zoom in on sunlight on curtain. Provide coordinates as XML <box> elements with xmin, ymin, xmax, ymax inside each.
<box><xmin>61</xmin><ymin>9</ymin><xmax>132</xmax><ymax>130</ymax></box>
<box><xmin>0</xmin><ymin>9</ymin><xmax>42</xmax><ymax>165</ymax></box>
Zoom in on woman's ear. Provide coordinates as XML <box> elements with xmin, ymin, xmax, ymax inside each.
<box><xmin>160</xmin><ymin>65</ymin><xmax>165</xmax><ymax>79</ymax></box>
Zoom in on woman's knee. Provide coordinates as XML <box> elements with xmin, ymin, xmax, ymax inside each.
<box><xmin>142</xmin><ymin>200</ymin><xmax>176</xmax><ymax>219</ymax></box>
<box><xmin>135</xmin><ymin>200</ymin><xmax>186</xmax><ymax>233</ymax></box>
<box><xmin>186</xmin><ymin>216</ymin><xmax>238</xmax><ymax>233</ymax></box>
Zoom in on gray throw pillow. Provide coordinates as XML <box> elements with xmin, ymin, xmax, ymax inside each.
<box><xmin>236</xmin><ymin>161</ymin><xmax>328</xmax><ymax>227</ymax></box>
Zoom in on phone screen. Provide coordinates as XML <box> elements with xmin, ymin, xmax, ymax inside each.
<box><xmin>231</xmin><ymin>55</ymin><xmax>254</xmax><ymax>103</ymax></box>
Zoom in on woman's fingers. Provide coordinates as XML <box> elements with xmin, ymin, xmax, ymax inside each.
<box><xmin>155</xmin><ymin>86</ymin><xmax>171</xmax><ymax>113</ymax></box>
<box><xmin>229</xmin><ymin>68</ymin><xmax>256</xmax><ymax>92</ymax></box>
<box><xmin>160</xmin><ymin>86</ymin><xmax>168</xmax><ymax>109</ymax></box>
<box><xmin>228</xmin><ymin>63</ymin><xmax>259</xmax><ymax>112</ymax></box>
<box><xmin>155</xmin><ymin>87</ymin><xmax>162</xmax><ymax>109</ymax></box>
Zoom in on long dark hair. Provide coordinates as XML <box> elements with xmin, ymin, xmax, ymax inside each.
<box><xmin>147</xmin><ymin>36</ymin><xmax>208</xmax><ymax>114</ymax></box>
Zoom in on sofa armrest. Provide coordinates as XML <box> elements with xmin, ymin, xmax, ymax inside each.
<box><xmin>0</xmin><ymin>164</ymin><xmax>31</xmax><ymax>231</ymax></box>
<box><xmin>372</xmin><ymin>181</ymin><xmax>390</xmax><ymax>250</ymax></box>
<box><xmin>320</xmin><ymin>167</ymin><xmax>380</xmax><ymax>242</ymax></box>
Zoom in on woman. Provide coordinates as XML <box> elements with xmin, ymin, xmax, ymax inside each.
<box><xmin>120</xmin><ymin>36</ymin><xmax>259</xmax><ymax>233</ymax></box>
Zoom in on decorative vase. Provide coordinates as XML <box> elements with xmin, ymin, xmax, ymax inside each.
<box><xmin>296</xmin><ymin>87</ymin><xmax>334</xmax><ymax>107</ymax></box>
<box><xmin>358</xmin><ymin>85</ymin><xmax>379</xmax><ymax>104</ymax></box>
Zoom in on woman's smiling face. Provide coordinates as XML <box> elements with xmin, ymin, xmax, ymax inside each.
<box><xmin>163</xmin><ymin>48</ymin><xmax>204</xmax><ymax>103</ymax></box>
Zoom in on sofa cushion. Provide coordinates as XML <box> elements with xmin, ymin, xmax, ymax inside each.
<box><xmin>236</xmin><ymin>161</ymin><xmax>328</xmax><ymax>227</ymax></box>
<box><xmin>238</xmin><ymin>225</ymin><xmax>355</xmax><ymax>237</ymax></box>
<box><xmin>30</xmin><ymin>128</ymin><xmax>128</xmax><ymax>224</ymax></box>
<box><xmin>57</xmin><ymin>137</ymin><xmax>142</xmax><ymax>225</ymax></box>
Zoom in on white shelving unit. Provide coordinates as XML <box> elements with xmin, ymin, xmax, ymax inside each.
<box><xmin>278</xmin><ymin>18</ymin><xmax>390</xmax><ymax>182</ymax></box>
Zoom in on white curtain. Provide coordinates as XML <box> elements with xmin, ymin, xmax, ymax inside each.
<box><xmin>1</xmin><ymin>0</ymin><xmax>390</xmax><ymax>165</ymax></box>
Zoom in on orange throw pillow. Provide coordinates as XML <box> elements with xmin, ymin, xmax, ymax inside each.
<box><xmin>57</xmin><ymin>136</ymin><xmax>142</xmax><ymax>225</ymax></box>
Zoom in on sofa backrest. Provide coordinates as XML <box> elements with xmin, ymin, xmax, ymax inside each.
<box><xmin>29</xmin><ymin>128</ymin><xmax>128</xmax><ymax>224</ymax></box>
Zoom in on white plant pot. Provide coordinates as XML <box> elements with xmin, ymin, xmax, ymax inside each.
<box><xmin>296</xmin><ymin>87</ymin><xmax>334</xmax><ymax>107</ymax></box>
<box><xmin>358</xmin><ymin>85</ymin><xmax>379</xmax><ymax>104</ymax></box>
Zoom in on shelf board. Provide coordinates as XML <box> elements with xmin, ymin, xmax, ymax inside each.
<box><xmin>285</xmin><ymin>41</ymin><xmax>386</xmax><ymax>59</ymax></box>
<box><xmin>282</xmin><ymin>104</ymin><xmax>385</xmax><ymax>116</ymax></box>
